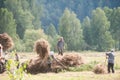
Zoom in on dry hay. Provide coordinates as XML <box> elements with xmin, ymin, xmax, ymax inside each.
<box><xmin>34</xmin><ymin>38</ymin><xmax>50</xmax><ymax>59</ymax></box>
<box><xmin>0</xmin><ymin>33</ymin><xmax>14</xmax><ymax>51</ymax></box>
<box><xmin>60</xmin><ymin>53</ymin><xmax>84</xmax><ymax>67</ymax></box>
<box><xmin>26</xmin><ymin>49</ymin><xmax>84</xmax><ymax>73</ymax></box>
<box><xmin>93</xmin><ymin>63</ymin><xmax>107</xmax><ymax>74</ymax></box>
<box><xmin>26</xmin><ymin>39</ymin><xmax>50</xmax><ymax>74</ymax></box>
<box><xmin>26</xmin><ymin>56</ymin><xmax>49</xmax><ymax>74</ymax></box>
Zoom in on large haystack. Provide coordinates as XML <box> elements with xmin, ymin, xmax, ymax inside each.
<box><xmin>93</xmin><ymin>63</ymin><xmax>107</xmax><ymax>74</ymax></box>
<box><xmin>0</xmin><ymin>33</ymin><xmax>14</xmax><ymax>51</ymax></box>
<box><xmin>26</xmin><ymin>39</ymin><xmax>50</xmax><ymax>74</ymax></box>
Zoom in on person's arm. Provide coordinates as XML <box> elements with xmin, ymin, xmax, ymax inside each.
<box><xmin>106</xmin><ymin>52</ymin><xmax>109</xmax><ymax>59</ymax></box>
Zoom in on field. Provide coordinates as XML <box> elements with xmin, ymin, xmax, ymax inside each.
<box><xmin>0</xmin><ymin>51</ymin><xmax>120</xmax><ymax>80</ymax></box>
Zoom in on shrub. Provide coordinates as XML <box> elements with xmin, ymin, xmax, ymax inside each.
<box><xmin>6</xmin><ymin>51</ymin><xmax>28</xmax><ymax>80</ymax></box>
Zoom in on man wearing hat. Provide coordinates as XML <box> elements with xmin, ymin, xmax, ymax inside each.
<box><xmin>106</xmin><ymin>49</ymin><xmax>115</xmax><ymax>73</ymax></box>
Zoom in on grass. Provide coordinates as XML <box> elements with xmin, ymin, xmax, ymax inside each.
<box><xmin>0</xmin><ymin>51</ymin><xmax>120</xmax><ymax>80</ymax></box>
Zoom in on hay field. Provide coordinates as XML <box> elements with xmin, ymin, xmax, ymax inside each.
<box><xmin>0</xmin><ymin>51</ymin><xmax>120</xmax><ymax>80</ymax></box>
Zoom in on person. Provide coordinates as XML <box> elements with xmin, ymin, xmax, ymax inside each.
<box><xmin>15</xmin><ymin>53</ymin><xmax>20</xmax><ymax>69</ymax></box>
<box><xmin>57</xmin><ymin>37</ymin><xmax>64</xmax><ymax>55</ymax></box>
<box><xmin>0</xmin><ymin>44</ymin><xmax>4</xmax><ymax>63</ymax></box>
<box><xmin>106</xmin><ymin>49</ymin><xmax>115</xmax><ymax>73</ymax></box>
<box><xmin>0</xmin><ymin>44</ymin><xmax>6</xmax><ymax>73</ymax></box>
<box><xmin>47</xmin><ymin>51</ymin><xmax>55</xmax><ymax>71</ymax></box>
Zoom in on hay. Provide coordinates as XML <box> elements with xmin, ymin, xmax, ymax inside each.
<box><xmin>26</xmin><ymin>56</ymin><xmax>49</xmax><ymax>74</ymax></box>
<box><xmin>60</xmin><ymin>53</ymin><xmax>84</xmax><ymax>67</ymax></box>
<box><xmin>26</xmin><ymin>51</ymin><xmax>84</xmax><ymax>74</ymax></box>
<box><xmin>93</xmin><ymin>63</ymin><xmax>107</xmax><ymax>74</ymax></box>
<box><xmin>34</xmin><ymin>39</ymin><xmax>50</xmax><ymax>59</ymax></box>
<box><xmin>27</xmin><ymin>39</ymin><xmax>50</xmax><ymax>74</ymax></box>
<box><xmin>0</xmin><ymin>33</ymin><xmax>14</xmax><ymax>51</ymax></box>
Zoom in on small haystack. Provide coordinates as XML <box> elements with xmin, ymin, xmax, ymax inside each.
<box><xmin>26</xmin><ymin>39</ymin><xmax>50</xmax><ymax>74</ymax></box>
<box><xmin>60</xmin><ymin>53</ymin><xmax>84</xmax><ymax>67</ymax></box>
<box><xmin>0</xmin><ymin>33</ymin><xmax>14</xmax><ymax>51</ymax></box>
<box><xmin>93</xmin><ymin>63</ymin><xmax>107</xmax><ymax>74</ymax></box>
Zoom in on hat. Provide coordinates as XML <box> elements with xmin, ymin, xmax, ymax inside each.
<box><xmin>111</xmin><ymin>49</ymin><xmax>114</xmax><ymax>52</ymax></box>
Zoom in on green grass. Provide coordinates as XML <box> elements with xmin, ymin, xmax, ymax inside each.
<box><xmin>68</xmin><ymin>61</ymin><xmax>99</xmax><ymax>72</ymax></box>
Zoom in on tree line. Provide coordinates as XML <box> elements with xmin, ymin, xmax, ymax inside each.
<box><xmin>0</xmin><ymin>0</ymin><xmax>120</xmax><ymax>52</ymax></box>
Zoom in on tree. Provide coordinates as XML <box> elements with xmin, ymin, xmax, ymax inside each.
<box><xmin>28</xmin><ymin>0</ymin><xmax>43</xmax><ymax>29</ymax></box>
<box><xmin>0</xmin><ymin>8</ymin><xmax>16</xmax><ymax>38</ymax></box>
<box><xmin>91</xmin><ymin>8</ymin><xmax>114</xmax><ymax>51</ymax></box>
<box><xmin>46</xmin><ymin>23</ymin><xmax>59</xmax><ymax>51</ymax></box>
<box><xmin>23</xmin><ymin>29</ymin><xmax>48</xmax><ymax>52</ymax></box>
<box><xmin>46</xmin><ymin>24</ymin><xmax>57</xmax><ymax>38</ymax></box>
<box><xmin>104</xmin><ymin>7</ymin><xmax>120</xmax><ymax>50</ymax></box>
<box><xmin>59</xmin><ymin>8</ymin><xmax>84</xmax><ymax>51</ymax></box>
<box><xmin>4</xmin><ymin>0</ymin><xmax>34</xmax><ymax>39</ymax></box>
<box><xmin>82</xmin><ymin>16</ymin><xmax>92</xmax><ymax>50</ymax></box>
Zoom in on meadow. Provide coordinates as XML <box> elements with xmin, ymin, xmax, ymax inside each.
<box><xmin>0</xmin><ymin>51</ymin><xmax>120</xmax><ymax>80</ymax></box>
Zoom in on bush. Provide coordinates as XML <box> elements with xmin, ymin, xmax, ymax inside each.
<box><xmin>6</xmin><ymin>51</ymin><xmax>28</xmax><ymax>80</ymax></box>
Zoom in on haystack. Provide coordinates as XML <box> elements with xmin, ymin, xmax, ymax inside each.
<box><xmin>50</xmin><ymin>53</ymin><xmax>84</xmax><ymax>72</ymax></box>
<box><xmin>0</xmin><ymin>33</ymin><xmax>14</xmax><ymax>51</ymax></box>
<box><xmin>93</xmin><ymin>63</ymin><xmax>107</xmax><ymax>74</ymax></box>
<box><xmin>60</xmin><ymin>53</ymin><xmax>84</xmax><ymax>67</ymax></box>
<box><xmin>34</xmin><ymin>39</ymin><xmax>50</xmax><ymax>59</ymax></box>
<box><xmin>26</xmin><ymin>39</ymin><xmax>50</xmax><ymax>74</ymax></box>
<box><xmin>27</xmin><ymin>40</ymin><xmax>84</xmax><ymax>74</ymax></box>
<box><xmin>26</xmin><ymin>56</ymin><xmax>49</xmax><ymax>74</ymax></box>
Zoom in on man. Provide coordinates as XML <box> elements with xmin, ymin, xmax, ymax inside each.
<box><xmin>106</xmin><ymin>49</ymin><xmax>115</xmax><ymax>73</ymax></box>
<box><xmin>57</xmin><ymin>37</ymin><xmax>64</xmax><ymax>56</ymax></box>
<box><xmin>47</xmin><ymin>51</ymin><xmax>55</xmax><ymax>71</ymax></box>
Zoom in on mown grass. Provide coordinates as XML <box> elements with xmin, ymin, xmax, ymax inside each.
<box><xmin>0</xmin><ymin>51</ymin><xmax>120</xmax><ymax>80</ymax></box>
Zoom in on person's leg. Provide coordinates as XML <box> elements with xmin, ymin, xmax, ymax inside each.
<box><xmin>60</xmin><ymin>49</ymin><xmax>63</xmax><ymax>56</ymax></box>
<box><xmin>108</xmin><ymin>63</ymin><xmax>111</xmax><ymax>73</ymax></box>
<box><xmin>111</xmin><ymin>63</ymin><xmax>115</xmax><ymax>73</ymax></box>
<box><xmin>59</xmin><ymin>47</ymin><xmax>63</xmax><ymax>56</ymax></box>
<box><xmin>58</xmin><ymin>47</ymin><xmax>61</xmax><ymax>55</ymax></box>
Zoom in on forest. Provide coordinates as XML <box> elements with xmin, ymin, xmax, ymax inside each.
<box><xmin>0</xmin><ymin>0</ymin><xmax>120</xmax><ymax>52</ymax></box>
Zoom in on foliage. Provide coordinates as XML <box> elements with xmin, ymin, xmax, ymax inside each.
<box><xmin>6</xmin><ymin>51</ymin><xmax>28</xmax><ymax>80</ymax></box>
<box><xmin>13</xmin><ymin>37</ymin><xmax>25</xmax><ymax>52</ymax></box>
<box><xmin>0</xmin><ymin>0</ymin><xmax>120</xmax><ymax>52</ymax></box>
<box><xmin>46</xmin><ymin>24</ymin><xmax>59</xmax><ymax>51</ymax></box>
<box><xmin>23</xmin><ymin>29</ymin><xmax>48</xmax><ymax>52</ymax></box>
<box><xmin>41</xmin><ymin>0</ymin><xmax>120</xmax><ymax>27</ymax></box>
<box><xmin>90</xmin><ymin>8</ymin><xmax>114</xmax><ymax>51</ymax></box>
<box><xmin>82</xmin><ymin>16</ymin><xmax>92</xmax><ymax>50</ymax></box>
<box><xmin>4</xmin><ymin>0</ymin><xmax>34</xmax><ymax>39</ymax></box>
<box><xmin>104</xmin><ymin>7</ymin><xmax>120</xmax><ymax>50</ymax></box>
<box><xmin>59</xmin><ymin>8</ymin><xmax>85</xmax><ymax>51</ymax></box>
<box><xmin>0</xmin><ymin>8</ymin><xmax>17</xmax><ymax>39</ymax></box>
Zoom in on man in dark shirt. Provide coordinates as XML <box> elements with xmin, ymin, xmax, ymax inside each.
<box><xmin>106</xmin><ymin>49</ymin><xmax>115</xmax><ymax>73</ymax></box>
<box><xmin>57</xmin><ymin>37</ymin><xmax>64</xmax><ymax>56</ymax></box>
